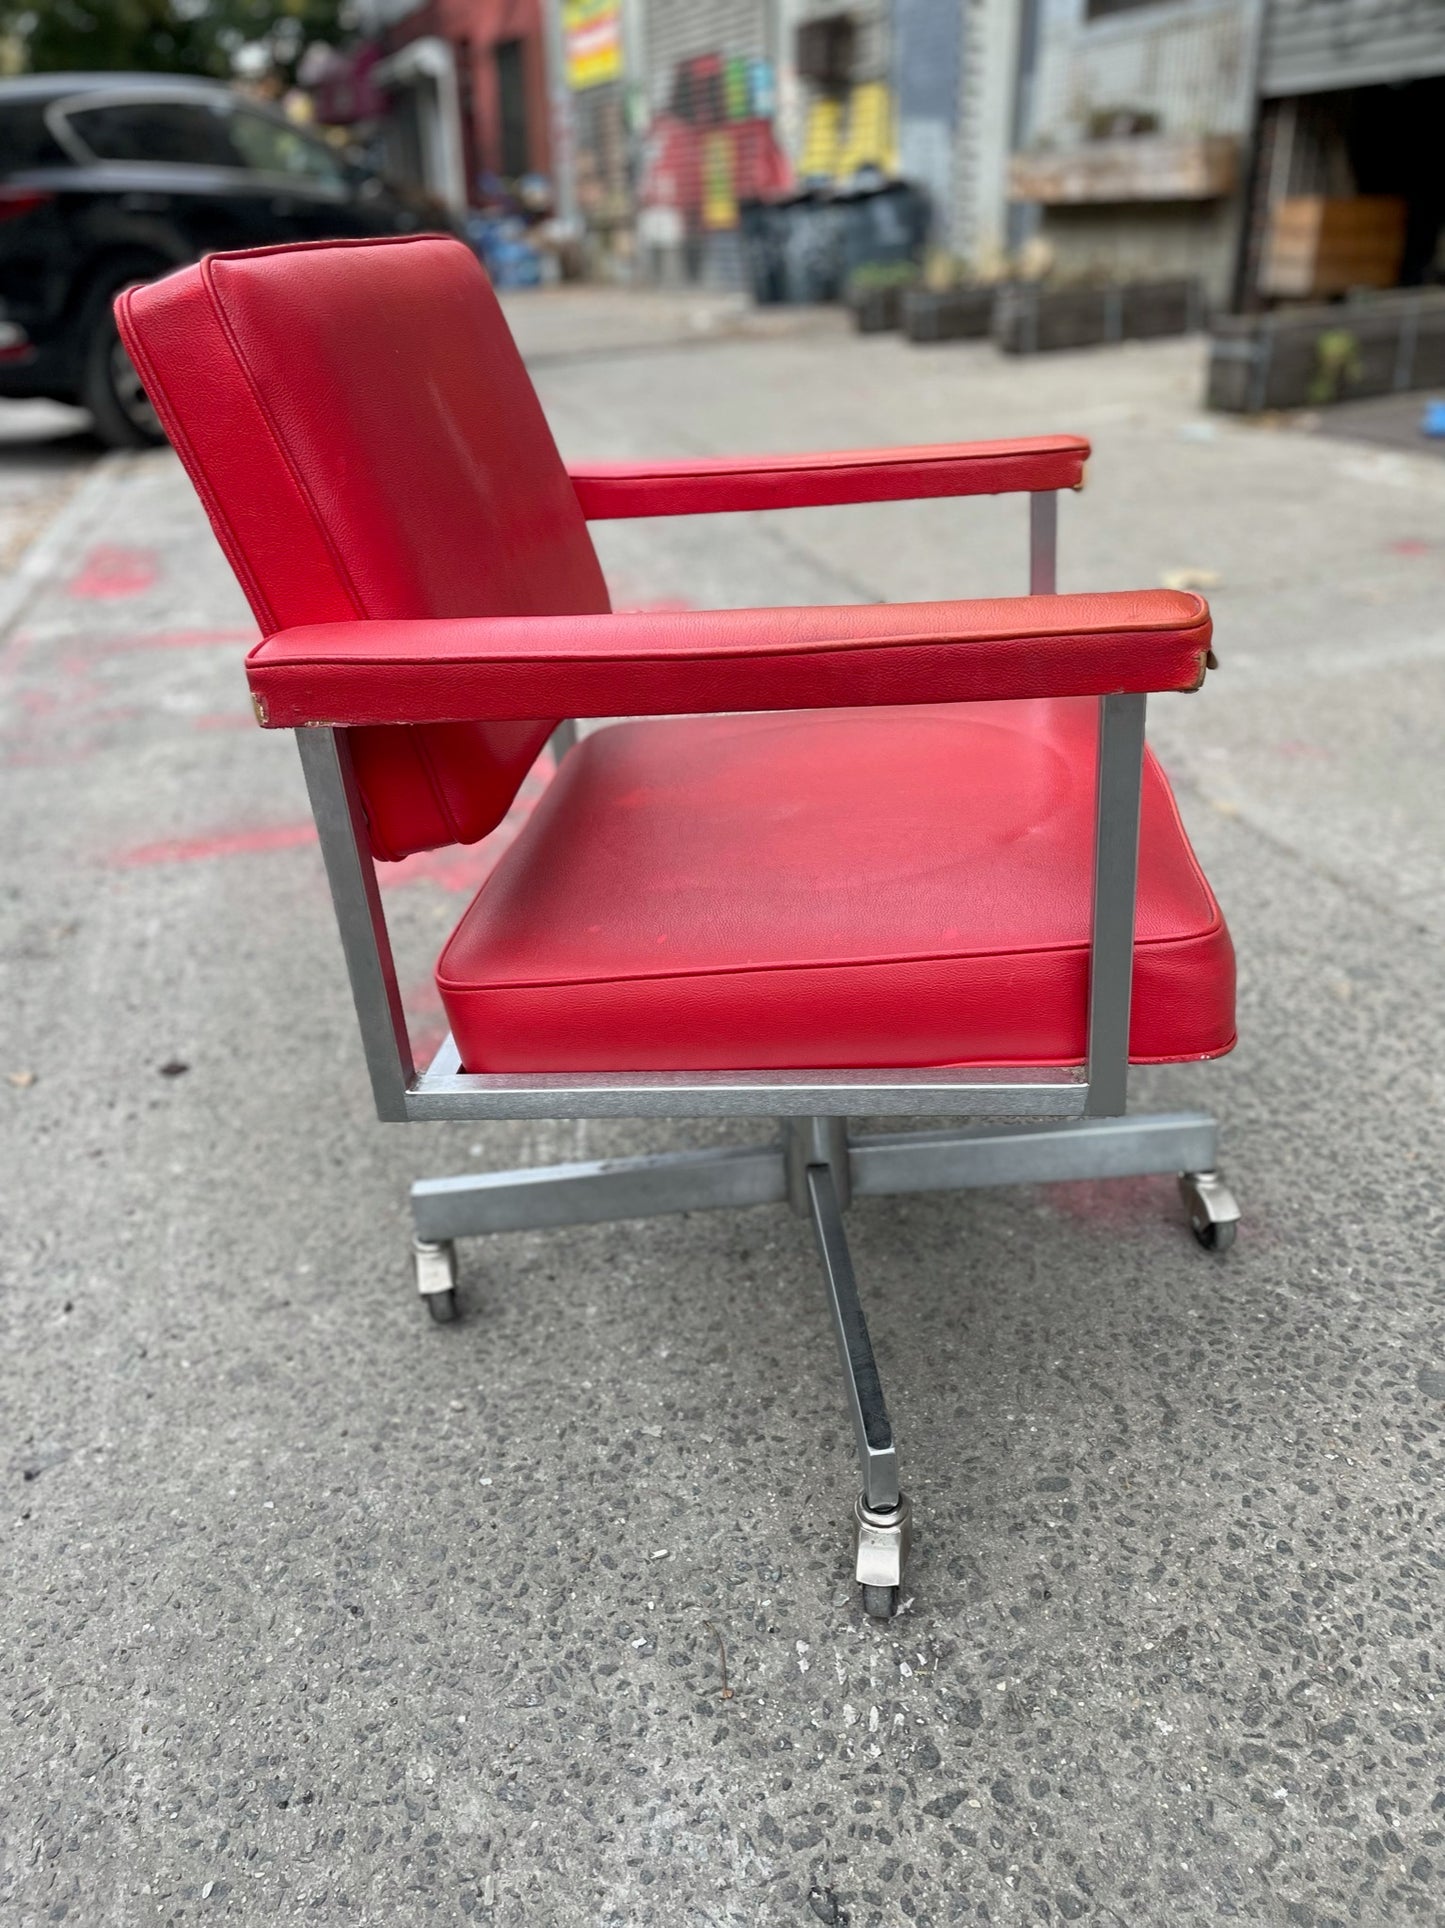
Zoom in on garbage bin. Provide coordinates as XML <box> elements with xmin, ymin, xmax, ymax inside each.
<box><xmin>835</xmin><ymin>178</ymin><xmax>929</xmax><ymax>287</ymax></box>
<box><xmin>739</xmin><ymin>199</ymin><xmax>787</xmax><ymax>304</ymax></box>
<box><xmin>741</xmin><ymin>179</ymin><xmax>929</xmax><ymax>307</ymax></box>
<box><xmin>779</xmin><ymin>189</ymin><xmax>845</xmax><ymax>304</ymax></box>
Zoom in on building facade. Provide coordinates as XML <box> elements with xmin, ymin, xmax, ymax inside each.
<box><xmin>340</xmin><ymin>0</ymin><xmax>1445</xmax><ymax>313</ymax></box>
<box><xmin>1002</xmin><ymin>0</ymin><xmax>1445</xmax><ymax>312</ymax></box>
<box><xmin>350</xmin><ymin>0</ymin><xmax>553</xmax><ymax>210</ymax></box>
<box><xmin>1003</xmin><ymin>0</ymin><xmax>1263</xmax><ymax>306</ymax></box>
<box><xmin>1240</xmin><ymin>0</ymin><xmax>1445</xmax><ymax>306</ymax></box>
<box><xmin>550</xmin><ymin>0</ymin><xmax>904</xmax><ymax>281</ymax></box>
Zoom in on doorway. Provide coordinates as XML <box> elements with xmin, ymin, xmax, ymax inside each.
<box><xmin>496</xmin><ymin>39</ymin><xmax>530</xmax><ymax>179</ymax></box>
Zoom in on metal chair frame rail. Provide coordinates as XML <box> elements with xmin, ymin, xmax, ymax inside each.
<box><xmin>294</xmin><ymin>489</ymin><xmax>1240</xmax><ymax>1619</ymax></box>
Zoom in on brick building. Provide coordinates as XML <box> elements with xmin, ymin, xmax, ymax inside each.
<box><xmin>352</xmin><ymin>0</ymin><xmax>553</xmax><ymax>209</ymax></box>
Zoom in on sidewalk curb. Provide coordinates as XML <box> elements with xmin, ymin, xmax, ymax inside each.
<box><xmin>0</xmin><ymin>450</ymin><xmax>133</xmax><ymax>643</ymax></box>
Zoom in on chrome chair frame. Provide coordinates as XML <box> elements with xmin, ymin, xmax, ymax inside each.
<box><xmin>295</xmin><ymin>491</ymin><xmax>1239</xmax><ymax>1617</ymax></box>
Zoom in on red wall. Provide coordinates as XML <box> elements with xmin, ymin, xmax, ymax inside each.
<box><xmin>387</xmin><ymin>0</ymin><xmax>551</xmax><ymax>190</ymax></box>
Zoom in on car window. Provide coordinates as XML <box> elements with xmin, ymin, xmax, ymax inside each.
<box><xmin>0</xmin><ymin>100</ymin><xmax>69</xmax><ymax>172</ymax></box>
<box><xmin>64</xmin><ymin>100</ymin><xmax>237</xmax><ymax>168</ymax></box>
<box><xmin>227</xmin><ymin>111</ymin><xmax>346</xmax><ymax>188</ymax></box>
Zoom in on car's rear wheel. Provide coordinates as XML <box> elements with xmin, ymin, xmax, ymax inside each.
<box><xmin>80</xmin><ymin>285</ymin><xmax>166</xmax><ymax>449</ymax></box>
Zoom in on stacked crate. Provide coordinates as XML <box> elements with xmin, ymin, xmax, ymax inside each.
<box><xmin>1260</xmin><ymin>198</ymin><xmax>1407</xmax><ymax>300</ymax></box>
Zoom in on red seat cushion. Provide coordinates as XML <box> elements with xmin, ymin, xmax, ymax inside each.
<box><xmin>437</xmin><ymin>701</ymin><xmax>1236</xmax><ymax>1072</ymax></box>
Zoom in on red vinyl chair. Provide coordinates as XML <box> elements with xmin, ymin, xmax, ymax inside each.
<box><xmin>117</xmin><ymin>235</ymin><xmax>1239</xmax><ymax>1618</ymax></box>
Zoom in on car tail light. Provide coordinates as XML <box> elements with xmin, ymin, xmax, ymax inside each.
<box><xmin>0</xmin><ymin>188</ymin><xmax>55</xmax><ymax>223</ymax></box>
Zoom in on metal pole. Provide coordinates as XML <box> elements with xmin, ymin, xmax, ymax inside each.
<box><xmin>1029</xmin><ymin>489</ymin><xmax>1057</xmax><ymax>594</ymax></box>
<box><xmin>1084</xmin><ymin>692</ymin><xmax>1147</xmax><ymax>1117</ymax></box>
<box><xmin>807</xmin><ymin>1164</ymin><xmax>899</xmax><ymax>1511</ymax></box>
<box><xmin>542</xmin><ymin>0</ymin><xmax>580</xmax><ymax>229</ymax></box>
<box><xmin>295</xmin><ymin>728</ymin><xmax>414</xmax><ymax>1122</ymax></box>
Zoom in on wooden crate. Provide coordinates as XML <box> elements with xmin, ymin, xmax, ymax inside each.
<box><xmin>1261</xmin><ymin>197</ymin><xmax>1407</xmax><ymax>299</ymax></box>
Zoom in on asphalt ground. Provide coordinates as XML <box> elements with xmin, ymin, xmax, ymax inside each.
<box><xmin>2</xmin><ymin>300</ymin><xmax>1443</xmax><ymax>1927</ymax></box>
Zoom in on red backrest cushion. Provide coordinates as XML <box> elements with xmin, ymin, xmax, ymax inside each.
<box><xmin>115</xmin><ymin>234</ymin><xmax>610</xmax><ymax>858</ymax></box>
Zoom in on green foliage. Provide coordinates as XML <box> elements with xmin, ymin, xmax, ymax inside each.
<box><xmin>0</xmin><ymin>0</ymin><xmax>346</xmax><ymax>84</ymax></box>
<box><xmin>847</xmin><ymin>260</ymin><xmax>918</xmax><ymax>297</ymax></box>
<box><xmin>1309</xmin><ymin>328</ymin><xmax>1363</xmax><ymax>406</ymax></box>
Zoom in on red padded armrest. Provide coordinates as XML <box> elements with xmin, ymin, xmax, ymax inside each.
<box><xmin>566</xmin><ymin>436</ymin><xmax>1088</xmax><ymax>519</ymax></box>
<box><xmin>247</xmin><ymin>590</ymin><xmax>1210</xmax><ymax>728</ymax></box>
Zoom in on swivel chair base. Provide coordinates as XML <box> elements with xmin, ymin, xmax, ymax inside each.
<box><xmin>409</xmin><ymin>1111</ymin><xmax>1240</xmax><ymax>1620</ymax></box>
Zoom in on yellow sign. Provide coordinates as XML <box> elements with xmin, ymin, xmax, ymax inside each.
<box><xmin>701</xmin><ymin>132</ymin><xmax>737</xmax><ymax>231</ymax></box>
<box><xmin>563</xmin><ymin>0</ymin><xmax>623</xmax><ymax>90</ymax></box>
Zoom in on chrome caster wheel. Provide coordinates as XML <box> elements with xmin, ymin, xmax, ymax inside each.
<box><xmin>1179</xmin><ymin>1170</ymin><xmax>1239</xmax><ymax>1253</ymax></box>
<box><xmin>413</xmin><ymin>1236</ymin><xmax>460</xmax><ymax>1323</ymax></box>
<box><xmin>1192</xmin><ymin>1217</ymin><xmax>1236</xmax><ymax>1254</ymax></box>
<box><xmin>854</xmin><ymin>1492</ymin><xmax>911</xmax><ymax>1619</ymax></box>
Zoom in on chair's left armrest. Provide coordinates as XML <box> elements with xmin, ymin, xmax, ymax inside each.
<box><xmin>566</xmin><ymin>435</ymin><xmax>1088</xmax><ymax>519</ymax></box>
<box><xmin>246</xmin><ymin>589</ymin><xmax>1210</xmax><ymax>729</ymax></box>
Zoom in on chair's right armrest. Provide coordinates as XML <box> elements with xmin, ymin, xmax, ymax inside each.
<box><xmin>566</xmin><ymin>435</ymin><xmax>1089</xmax><ymax>519</ymax></box>
<box><xmin>246</xmin><ymin>589</ymin><xmax>1213</xmax><ymax>728</ymax></box>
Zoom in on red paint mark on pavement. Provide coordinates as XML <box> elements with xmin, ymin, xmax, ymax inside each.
<box><xmin>193</xmin><ymin>713</ymin><xmax>255</xmax><ymax>732</ymax></box>
<box><xmin>114</xmin><ymin>823</ymin><xmax>318</xmax><ymax>866</ymax></box>
<box><xmin>153</xmin><ymin>626</ymin><xmax>256</xmax><ymax>647</ymax></box>
<box><xmin>0</xmin><ymin>629</ymin><xmax>33</xmax><ymax>674</ymax></box>
<box><xmin>59</xmin><ymin>628</ymin><xmax>257</xmax><ymax>679</ymax></box>
<box><xmin>1387</xmin><ymin>538</ymin><xmax>1431</xmax><ymax>557</ymax></box>
<box><xmin>400</xmin><ymin>977</ymin><xmax>449</xmax><ymax>1064</ymax></box>
<box><xmin>94</xmin><ymin>627</ymin><xmax>257</xmax><ymax>653</ymax></box>
<box><xmin>68</xmin><ymin>545</ymin><xmax>160</xmax><ymax>600</ymax></box>
<box><xmin>108</xmin><ymin>742</ymin><xmax>555</xmax><ymax>875</ymax></box>
<box><xmin>2</xmin><ymin>706</ymin><xmax>144</xmax><ymax>768</ymax></box>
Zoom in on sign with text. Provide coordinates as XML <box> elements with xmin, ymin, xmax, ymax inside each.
<box><xmin>563</xmin><ymin>0</ymin><xmax>623</xmax><ymax>90</ymax></box>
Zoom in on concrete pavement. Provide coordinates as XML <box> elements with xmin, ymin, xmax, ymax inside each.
<box><xmin>2</xmin><ymin>294</ymin><xmax>1443</xmax><ymax>1927</ymax></box>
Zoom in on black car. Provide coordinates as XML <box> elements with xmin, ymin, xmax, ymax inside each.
<box><xmin>0</xmin><ymin>72</ymin><xmax>457</xmax><ymax>446</ymax></box>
